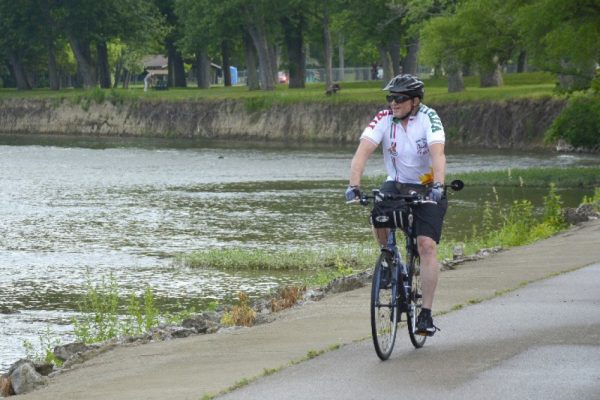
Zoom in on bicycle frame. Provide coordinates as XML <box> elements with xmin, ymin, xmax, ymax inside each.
<box><xmin>385</xmin><ymin>216</ymin><xmax>416</xmax><ymax>323</ymax></box>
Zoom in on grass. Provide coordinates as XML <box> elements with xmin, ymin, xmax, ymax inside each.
<box><xmin>71</xmin><ymin>273</ymin><xmax>197</xmax><ymax>344</ymax></box>
<box><xmin>178</xmin><ymin>245</ymin><xmax>376</xmax><ymax>294</ymax></box>
<box><xmin>360</xmin><ymin>166</ymin><xmax>600</xmax><ymax>190</ymax></box>
<box><xmin>0</xmin><ymin>72</ymin><xmax>559</xmax><ymax>105</ymax></box>
<box><xmin>181</xmin><ymin>179</ymin><xmax>595</xmax><ymax>283</ymax></box>
<box><xmin>178</xmin><ymin>245</ymin><xmax>377</xmax><ymax>272</ymax></box>
<box><xmin>447</xmin><ymin>166</ymin><xmax>600</xmax><ymax>188</ymax></box>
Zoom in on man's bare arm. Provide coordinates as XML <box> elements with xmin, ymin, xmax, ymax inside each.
<box><xmin>429</xmin><ymin>142</ymin><xmax>446</xmax><ymax>185</ymax></box>
<box><xmin>349</xmin><ymin>139</ymin><xmax>378</xmax><ymax>187</ymax></box>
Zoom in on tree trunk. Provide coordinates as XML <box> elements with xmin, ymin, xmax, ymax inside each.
<box><xmin>557</xmin><ymin>58</ymin><xmax>595</xmax><ymax>91</ymax></box>
<box><xmin>448</xmin><ymin>70</ymin><xmax>464</xmax><ymax>92</ymax></box>
<box><xmin>463</xmin><ymin>63</ymin><xmax>472</xmax><ymax>76</ymax></box>
<box><xmin>322</xmin><ymin>2</ymin><xmax>333</xmax><ymax>87</ymax></box>
<box><xmin>221</xmin><ymin>41</ymin><xmax>232</xmax><ymax>87</ymax></box>
<box><xmin>338</xmin><ymin>33</ymin><xmax>345</xmax><ymax>81</ymax></box>
<box><xmin>378</xmin><ymin>45</ymin><xmax>393</xmax><ymax>85</ymax></box>
<box><xmin>402</xmin><ymin>37</ymin><xmax>419</xmax><ymax>75</ymax></box>
<box><xmin>96</xmin><ymin>41</ymin><xmax>111</xmax><ymax>88</ymax></box>
<box><xmin>446</xmin><ymin>58</ymin><xmax>464</xmax><ymax>93</ymax></box>
<box><xmin>113</xmin><ymin>58</ymin><xmax>123</xmax><ymax>88</ymax></box>
<box><xmin>433</xmin><ymin>63</ymin><xmax>443</xmax><ymax>78</ymax></box>
<box><xmin>269</xmin><ymin>44</ymin><xmax>278</xmax><ymax>86</ymax></box>
<box><xmin>42</xmin><ymin>0</ymin><xmax>60</xmax><ymax>90</ymax></box>
<box><xmin>282</xmin><ymin>15</ymin><xmax>306</xmax><ymax>89</ymax></box>
<box><xmin>517</xmin><ymin>51</ymin><xmax>527</xmax><ymax>73</ymax></box>
<box><xmin>243</xmin><ymin>31</ymin><xmax>260</xmax><ymax>90</ymax></box>
<box><xmin>196</xmin><ymin>49</ymin><xmax>211</xmax><ymax>89</ymax></box>
<box><xmin>389</xmin><ymin>41</ymin><xmax>401</xmax><ymax>76</ymax></box>
<box><xmin>68</xmin><ymin>35</ymin><xmax>96</xmax><ymax>87</ymax></box>
<box><xmin>123</xmin><ymin>70</ymin><xmax>131</xmax><ymax>89</ymax></box>
<box><xmin>73</xmin><ymin>68</ymin><xmax>83</xmax><ymax>88</ymax></box>
<box><xmin>7</xmin><ymin>53</ymin><xmax>32</xmax><ymax>90</ymax></box>
<box><xmin>46</xmin><ymin>39</ymin><xmax>60</xmax><ymax>90</ymax></box>
<box><xmin>247</xmin><ymin>24</ymin><xmax>275</xmax><ymax>90</ymax></box>
<box><xmin>167</xmin><ymin>41</ymin><xmax>187</xmax><ymax>88</ymax></box>
<box><xmin>479</xmin><ymin>62</ymin><xmax>503</xmax><ymax>87</ymax></box>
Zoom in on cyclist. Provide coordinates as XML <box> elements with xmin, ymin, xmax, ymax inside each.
<box><xmin>345</xmin><ymin>74</ymin><xmax>447</xmax><ymax>336</ymax></box>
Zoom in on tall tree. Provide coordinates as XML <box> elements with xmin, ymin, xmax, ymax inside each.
<box><xmin>420</xmin><ymin>0</ymin><xmax>519</xmax><ymax>88</ymax></box>
<box><xmin>321</xmin><ymin>0</ymin><xmax>334</xmax><ymax>87</ymax></box>
<box><xmin>40</xmin><ymin>0</ymin><xmax>61</xmax><ymax>90</ymax></box>
<box><xmin>420</xmin><ymin>15</ymin><xmax>466</xmax><ymax>92</ymax></box>
<box><xmin>156</xmin><ymin>0</ymin><xmax>187</xmax><ymax>87</ymax></box>
<box><xmin>176</xmin><ymin>0</ymin><xmax>249</xmax><ymax>89</ymax></box>
<box><xmin>56</xmin><ymin>0</ymin><xmax>163</xmax><ymax>88</ymax></box>
<box><xmin>243</xmin><ymin>31</ymin><xmax>260</xmax><ymax>90</ymax></box>
<box><xmin>0</xmin><ymin>0</ymin><xmax>45</xmax><ymax>89</ymax></box>
<box><xmin>175</xmin><ymin>0</ymin><xmax>214</xmax><ymax>89</ymax></box>
<box><xmin>336</xmin><ymin>0</ymin><xmax>407</xmax><ymax>84</ymax></box>
<box><xmin>516</xmin><ymin>0</ymin><xmax>600</xmax><ymax>90</ymax></box>
<box><xmin>281</xmin><ymin>11</ymin><xmax>307</xmax><ymax>88</ymax></box>
<box><xmin>242</xmin><ymin>1</ymin><xmax>278</xmax><ymax>90</ymax></box>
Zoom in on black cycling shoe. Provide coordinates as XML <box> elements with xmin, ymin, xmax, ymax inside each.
<box><xmin>415</xmin><ymin>311</ymin><xmax>440</xmax><ymax>337</ymax></box>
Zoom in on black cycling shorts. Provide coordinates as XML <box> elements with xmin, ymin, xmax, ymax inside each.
<box><xmin>379</xmin><ymin>181</ymin><xmax>448</xmax><ymax>244</ymax></box>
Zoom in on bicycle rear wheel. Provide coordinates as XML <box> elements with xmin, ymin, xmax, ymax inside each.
<box><xmin>407</xmin><ymin>255</ymin><xmax>427</xmax><ymax>348</ymax></box>
<box><xmin>371</xmin><ymin>253</ymin><xmax>398</xmax><ymax>360</ymax></box>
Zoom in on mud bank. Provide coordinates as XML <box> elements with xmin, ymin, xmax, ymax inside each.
<box><xmin>0</xmin><ymin>98</ymin><xmax>566</xmax><ymax>148</ymax></box>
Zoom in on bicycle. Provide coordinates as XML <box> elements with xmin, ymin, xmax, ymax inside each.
<box><xmin>355</xmin><ymin>180</ymin><xmax>464</xmax><ymax>360</ymax></box>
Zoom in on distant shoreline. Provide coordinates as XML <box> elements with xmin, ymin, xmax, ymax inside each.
<box><xmin>0</xmin><ymin>97</ymin><xmax>565</xmax><ymax>149</ymax></box>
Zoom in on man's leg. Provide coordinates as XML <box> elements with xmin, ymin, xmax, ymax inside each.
<box><xmin>373</xmin><ymin>227</ymin><xmax>389</xmax><ymax>248</ymax></box>
<box><xmin>417</xmin><ymin>235</ymin><xmax>439</xmax><ymax>309</ymax></box>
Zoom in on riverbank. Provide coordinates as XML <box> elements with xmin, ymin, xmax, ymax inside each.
<box><xmin>0</xmin><ymin>97</ymin><xmax>565</xmax><ymax>149</ymax></box>
<box><xmin>8</xmin><ymin>219</ymin><xmax>600</xmax><ymax>399</ymax></box>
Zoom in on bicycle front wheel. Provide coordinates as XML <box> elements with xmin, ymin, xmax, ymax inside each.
<box><xmin>407</xmin><ymin>255</ymin><xmax>427</xmax><ymax>348</ymax></box>
<box><xmin>371</xmin><ymin>254</ymin><xmax>398</xmax><ymax>360</ymax></box>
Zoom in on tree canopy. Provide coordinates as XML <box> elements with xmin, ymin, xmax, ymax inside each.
<box><xmin>0</xmin><ymin>0</ymin><xmax>598</xmax><ymax>92</ymax></box>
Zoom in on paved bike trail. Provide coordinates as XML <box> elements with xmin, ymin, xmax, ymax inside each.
<box><xmin>219</xmin><ymin>262</ymin><xmax>600</xmax><ymax>400</ymax></box>
<box><xmin>17</xmin><ymin>220</ymin><xmax>600</xmax><ymax>400</ymax></box>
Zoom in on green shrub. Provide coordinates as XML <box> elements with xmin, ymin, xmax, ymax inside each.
<box><xmin>592</xmin><ymin>70</ymin><xmax>600</xmax><ymax>94</ymax></box>
<box><xmin>546</xmin><ymin>94</ymin><xmax>600</xmax><ymax>150</ymax></box>
<box><xmin>478</xmin><ymin>184</ymin><xmax>569</xmax><ymax>248</ymax></box>
<box><xmin>107</xmin><ymin>89</ymin><xmax>127</xmax><ymax>106</ymax></box>
<box><xmin>542</xmin><ymin>183</ymin><xmax>567</xmax><ymax>229</ymax></box>
<box><xmin>22</xmin><ymin>327</ymin><xmax>63</xmax><ymax>367</ymax></box>
<box><xmin>497</xmin><ymin>200</ymin><xmax>536</xmax><ymax>246</ymax></box>
<box><xmin>71</xmin><ymin>274</ymin><xmax>191</xmax><ymax>344</ymax></box>
<box><xmin>582</xmin><ymin>187</ymin><xmax>600</xmax><ymax>212</ymax></box>
<box><xmin>244</xmin><ymin>96</ymin><xmax>274</xmax><ymax>112</ymax></box>
<box><xmin>72</xmin><ymin>274</ymin><xmax>121</xmax><ymax>343</ymax></box>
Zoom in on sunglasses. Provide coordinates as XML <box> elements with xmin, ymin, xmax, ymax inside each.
<box><xmin>386</xmin><ymin>94</ymin><xmax>412</xmax><ymax>103</ymax></box>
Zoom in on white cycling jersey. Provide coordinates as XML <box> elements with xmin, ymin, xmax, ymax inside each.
<box><xmin>360</xmin><ymin>104</ymin><xmax>445</xmax><ymax>184</ymax></box>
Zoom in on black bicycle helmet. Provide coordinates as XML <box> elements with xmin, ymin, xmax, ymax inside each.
<box><xmin>383</xmin><ymin>74</ymin><xmax>424</xmax><ymax>99</ymax></box>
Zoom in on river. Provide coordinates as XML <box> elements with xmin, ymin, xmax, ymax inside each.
<box><xmin>0</xmin><ymin>134</ymin><xmax>598</xmax><ymax>372</ymax></box>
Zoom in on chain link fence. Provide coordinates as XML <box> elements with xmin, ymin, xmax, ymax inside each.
<box><xmin>234</xmin><ymin>66</ymin><xmax>433</xmax><ymax>86</ymax></box>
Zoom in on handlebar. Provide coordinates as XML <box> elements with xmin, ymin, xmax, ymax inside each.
<box><xmin>347</xmin><ymin>179</ymin><xmax>465</xmax><ymax>206</ymax></box>
<box><xmin>354</xmin><ymin>191</ymin><xmax>431</xmax><ymax>207</ymax></box>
